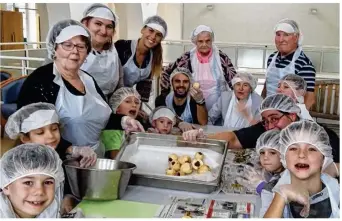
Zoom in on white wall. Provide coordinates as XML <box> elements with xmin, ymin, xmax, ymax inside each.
<box><xmin>157</xmin><ymin>3</ymin><xmax>182</xmax><ymax>40</ymax></box>
<box><xmin>182</xmin><ymin>3</ymin><xmax>339</xmax><ymax>46</ymax></box>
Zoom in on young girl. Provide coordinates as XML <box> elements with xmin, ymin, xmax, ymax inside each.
<box><xmin>236</xmin><ymin>130</ymin><xmax>285</xmax><ymax>217</ymax></box>
<box><xmin>276</xmin><ymin>74</ymin><xmax>313</xmax><ymax>121</ymax></box>
<box><xmin>4</xmin><ymin>102</ymin><xmax>97</xmax><ymax>214</ymax></box>
<box><xmin>148</xmin><ymin>106</ymin><xmax>178</xmax><ymax>135</ymax></box>
<box><xmin>264</xmin><ymin>120</ymin><xmax>340</xmax><ymax>218</ymax></box>
<box><xmin>0</xmin><ymin>143</ymin><xmax>64</xmax><ymax>218</ymax></box>
<box><xmin>101</xmin><ymin>87</ymin><xmax>142</xmax><ymax>159</ymax></box>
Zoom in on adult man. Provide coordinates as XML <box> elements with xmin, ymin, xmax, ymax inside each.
<box><xmin>262</xmin><ymin>19</ymin><xmax>316</xmax><ymax>109</ymax></box>
<box><xmin>155</xmin><ymin>67</ymin><xmax>208</xmax><ymax>128</ymax></box>
<box><xmin>182</xmin><ymin>94</ymin><xmax>339</xmax><ymax>176</ymax></box>
<box><xmin>158</xmin><ymin>25</ymin><xmax>236</xmax><ymax>111</ymax></box>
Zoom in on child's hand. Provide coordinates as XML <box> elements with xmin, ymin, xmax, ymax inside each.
<box><xmin>121</xmin><ymin>116</ymin><xmax>145</xmax><ymax>133</ymax></box>
<box><xmin>274</xmin><ymin>184</ymin><xmax>310</xmax><ymax>217</ymax></box>
<box><xmin>71</xmin><ymin>146</ymin><xmax>97</xmax><ymax>168</ymax></box>
<box><xmin>182</xmin><ymin>128</ymin><xmax>205</xmax><ymax>141</ymax></box>
<box><xmin>61</xmin><ymin>195</ymin><xmax>76</xmax><ymax>215</ymax></box>
<box><xmin>147</xmin><ymin>128</ymin><xmax>160</xmax><ymax>134</ymax></box>
<box><xmin>235</xmin><ymin>165</ymin><xmax>264</xmax><ymax>189</ymax></box>
<box><xmin>178</xmin><ymin>122</ymin><xmax>195</xmax><ymax>132</ymax></box>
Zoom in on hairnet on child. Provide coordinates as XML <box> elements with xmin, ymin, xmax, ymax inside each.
<box><xmin>0</xmin><ymin>143</ymin><xmax>64</xmax><ymax>218</ymax></box>
<box><xmin>280</xmin><ymin>74</ymin><xmax>307</xmax><ymax>104</ymax></box>
<box><xmin>259</xmin><ymin>94</ymin><xmax>301</xmax><ymax>115</ymax></box>
<box><xmin>143</xmin><ymin>15</ymin><xmax>168</xmax><ymax>38</ymax></box>
<box><xmin>46</xmin><ymin>19</ymin><xmax>91</xmax><ymax>60</ymax></box>
<box><xmin>190</xmin><ymin>25</ymin><xmax>215</xmax><ymax>44</ymax></box>
<box><xmin>279</xmin><ymin>120</ymin><xmax>333</xmax><ymax>170</ymax></box>
<box><xmin>256</xmin><ymin>130</ymin><xmax>281</xmax><ymax>155</ymax></box>
<box><xmin>108</xmin><ymin>87</ymin><xmax>141</xmax><ymax>113</ymax></box>
<box><xmin>81</xmin><ymin>3</ymin><xmax>119</xmax><ymax>25</ymax></box>
<box><xmin>5</xmin><ymin>102</ymin><xmax>59</xmax><ymax>139</ymax></box>
<box><xmin>169</xmin><ymin>67</ymin><xmax>193</xmax><ymax>88</ymax></box>
<box><xmin>149</xmin><ymin>106</ymin><xmax>176</xmax><ymax>125</ymax></box>
<box><xmin>231</xmin><ymin>73</ymin><xmax>258</xmax><ymax>91</ymax></box>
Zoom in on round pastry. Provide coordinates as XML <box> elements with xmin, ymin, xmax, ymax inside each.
<box><xmin>175</xmin><ymin>171</ymin><xmax>185</xmax><ymax>176</ymax></box>
<box><xmin>183</xmin><ymin>212</ymin><xmax>192</xmax><ymax>218</ymax></box>
<box><xmin>166</xmin><ymin>168</ymin><xmax>176</xmax><ymax>175</ymax></box>
<box><xmin>178</xmin><ymin>155</ymin><xmax>191</xmax><ymax>165</ymax></box>
<box><xmin>168</xmin><ymin>154</ymin><xmax>178</xmax><ymax>162</ymax></box>
<box><xmin>197</xmin><ymin>165</ymin><xmax>210</xmax><ymax>174</ymax></box>
<box><xmin>194</xmin><ymin>152</ymin><xmax>204</xmax><ymax>160</ymax></box>
<box><xmin>170</xmin><ymin>160</ymin><xmax>181</xmax><ymax>171</ymax></box>
<box><xmin>193</xmin><ymin>82</ymin><xmax>200</xmax><ymax>89</ymax></box>
<box><xmin>180</xmin><ymin>162</ymin><xmax>193</xmax><ymax>174</ymax></box>
<box><xmin>192</xmin><ymin>159</ymin><xmax>204</xmax><ymax>170</ymax></box>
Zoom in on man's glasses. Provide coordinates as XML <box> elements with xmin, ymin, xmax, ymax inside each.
<box><xmin>261</xmin><ymin>114</ymin><xmax>286</xmax><ymax>127</ymax></box>
<box><xmin>60</xmin><ymin>42</ymin><xmax>87</xmax><ymax>52</ymax></box>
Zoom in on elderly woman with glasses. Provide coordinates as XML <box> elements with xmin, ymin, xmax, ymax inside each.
<box><xmin>17</xmin><ymin>19</ymin><xmax>144</xmax><ymax>158</ymax></box>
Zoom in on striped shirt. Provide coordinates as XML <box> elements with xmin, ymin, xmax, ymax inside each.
<box><xmin>267</xmin><ymin>50</ymin><xmax>316</xmax><ymax>92</ymax></box>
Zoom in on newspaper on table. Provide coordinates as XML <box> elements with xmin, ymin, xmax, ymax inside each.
<box><xmin>155</xmin><ymin>196</ymin><xmax>255</xmax><ymax>218</ymax></box>
<box><xmin>220</xmin><ymin>149</ymin><xmax>261</xmax><ymax>195</ymax></box>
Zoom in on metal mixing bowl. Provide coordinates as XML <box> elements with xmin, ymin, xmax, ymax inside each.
<box><xmin>64</xmin><ymin>158</ymin><xmax>136</xmax><ymax>201</ymax></box>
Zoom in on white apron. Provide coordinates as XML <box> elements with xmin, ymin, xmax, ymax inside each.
<box><xmin>190</xmin><ymin>46</ymin><xmax>228</xmax><ymax>111</ymax></box>
<box><xmin>266</xmin><ymin>47</ymin><xmax>302</xmax><ymax>97</ymax></box>
<box><xmin>223</xmin><ymin>93</ymin><xmax>253</xmax><ymax>129</ymax></box>
<box><xmin>297</xmin><ymin>103</ymin><xmax>314</xmax><ymax>121</ymax></box>
<box><xmin>53</xmin><ymin>66</ymin><xmax>112</xmax><ymax>157</ymax></box>
<box><xmin>165</xmin><ymin>92</ymin><xmax>193</xmax><ymax>123</ymax></box>
<box><xmin>122</xmin><ymin>40</ymin><xmax>153</xmax><ymax>87</ymax></box>
<box><xmin>273</xmin><ymin>170</ymin><xmax>340</xmax><ymax>218</ymax></box>
<box><xmin>81</xmin><ymin>47</ymin><xmax>120</xmax><ymax>96</ymax></box>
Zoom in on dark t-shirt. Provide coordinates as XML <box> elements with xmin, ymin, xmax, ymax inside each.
<box><xmin>233</xmin><ymin>122</ymin><xmax>340</xmax><ymax>163</ymax></box>
<box><xmin>155</xmin><ymin>94</ymin><xmax>199</xmax><ymax>124</ymax></box>
<box><xmin>114</xmin><ymin>39</ymin><xmax>151</xmax><ymax>68</ymax></box>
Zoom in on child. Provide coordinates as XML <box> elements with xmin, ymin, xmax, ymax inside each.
<box><xmin>101</xmin><ymin>87</ymin><xmax>141</xmax><ymax>159</ymax></box>
<box><xmin>4</xmin><ymin>102</ymin><xmax>97</xmax><ymax>214</ymax></box>
<box><xmin>276</xmin><ymin>74</ymin><xmax>313</xmax><ymax>121</ymax></box>
<box><xmin>148</xmin><ymin>106</ymin><xmax>178</xmax><ymax>134</ymax></box>
<box><xmin>236</xmin><ymin>130</ymin><xmax>285</xmax><ymax>217</ymax></box>
<box><xmin>264</xmin><ymin>120</ymin><xmax>340</xmax><ymax>218</ymax></box>
<box><xmin>5</xmin><ymin>102</ymin><xmax>97</xmax><ymax>166</ymax></box>
<box><xmin>0</xmin><ymin>143</ymin><xmax>64</xmax><ymax>218</ymax></box>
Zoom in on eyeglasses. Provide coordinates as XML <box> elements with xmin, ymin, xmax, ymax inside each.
<box><xmin>60</xmin><ymin>42</ymin><xmax>88</xmax><ymax>52</ymax></box>
<box><xmin>261</xmin><ymin>114</ymin><xmax>286</xmax><ymax>127</ymax></box>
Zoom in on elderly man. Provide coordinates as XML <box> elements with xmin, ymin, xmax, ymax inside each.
<box><xmin>262</xmin><ymin>19</ymin><xmax>316</xmax><ymax>109</ymax></box>
<box><xmin>158</xmin><ymin>25</ymin><xmax>237</xmax><ymax>111</ymax></box>
<box><xmin>182</xmin><ymin>94</ymin><xmax>339</xmax><ymax>177</ymax></box>
<box><xmin>155</xmin><ymin>67</ymin><xmax>208</xmax><ymax>130</ymax></box>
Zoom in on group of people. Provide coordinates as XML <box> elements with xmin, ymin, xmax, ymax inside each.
<box><xmin>0</xmin><ymin>3</ymin><xmax>339</xmax><ymax>218</ymax></box>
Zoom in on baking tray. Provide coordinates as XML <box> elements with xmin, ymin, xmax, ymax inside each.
<box><xmin>115</xmin><ymin>133</ymin><xmax>228</xmax><ymax>193</ymax></box>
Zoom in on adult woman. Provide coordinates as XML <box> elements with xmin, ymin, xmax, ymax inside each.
<box><xmin>17</xmin><ymin>19</ymin><xmax>143</xmax><ymax>157</ymax></box>
<box><xmin>80</xmin><ymin>3</ymin><xmax>123</xmax><ymax>98</ymax></box>
<box><xmin>276</xmin><ymin>74</ymin><xmax>313</xmax><ymax>121</ymax></box>
<box><xmin>208</xmin><ymin>73</ymin><xmax>262</xmax><ymax>128</ymax></box>
<box><xmin>115</xmin><ymin>15</ymin><xmax>167</xmax><ymax>102</ymax></box>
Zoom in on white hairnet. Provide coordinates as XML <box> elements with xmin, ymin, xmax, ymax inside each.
<box><xmin>279</xmin><ymin>120</ymin><xmax>333</xmax><ymax>170</ymax></box>
<box><xmin>274</xmin><ymin>18</ymin><xmax>303</xmax><ymax>45</ymax></box>
<box><xmin>259</xmin><ymin>94</ymin><xmax>301</xmax><ymax>115</ymax></box>
<box><xmin>143</xmin><ymin>15</ymin><xmax>168</xmax><ymax>38</ymax></box>
<box><xmin>149</xmin><ymin>106</ymin><xmax>176</xmax><ymax>125</ymax></box>
<box><xmin>82</xmin><ymin>3</ymin><xmax>119</xmax><ymax>26</ymax></box>
<box><xmin>46</xmin><ymin>19</ymin><xmax>91</xmax><ymax>60</ymax></box>
<box><xmin>5</xmin><ymin>102</ymin><xmax>59</xmax><ymax>140</ymax></box>
<box><xmin>190</xmin><ymin>25</ymin><xmax>214</xmax><ymax>44</ymax></box>
<box><xmin>109</xmin><ymin>87</ymin><xmax>141</xmax><ymax>113</ymax></box>
<box><xmin>170</xmin><ymin>67</ymin><xmax>193</xmax><ymax>87</ymax></box>
<box><xmin>0</xmin><ymin>143</ymin><xmax>64</xmax><ymax>218</ymax></box>
<box><xmin>280</xmin><ymin>74</ymin><xmax>307</xmax><ymax>104</ymax></box>
<box><xmin>231</xmin><ymin>73</ymin><xmax>258</xmax><ymax>91</ymax></box>
<box><xmin>256</xmin><ymin>130</ymin><xmax>281</xmax><ymax>155</ymax></box>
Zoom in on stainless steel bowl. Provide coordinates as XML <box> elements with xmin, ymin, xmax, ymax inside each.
<box><xmin>64</xmin><ymin>158</ymin><xmax>136</xmax><ymax>201</ymax></box>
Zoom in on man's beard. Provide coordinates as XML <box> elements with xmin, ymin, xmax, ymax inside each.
<box><xmin>174</xmin><ymin>86</ymin><xmax>188</xmax><ymax>98</ymax></box>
